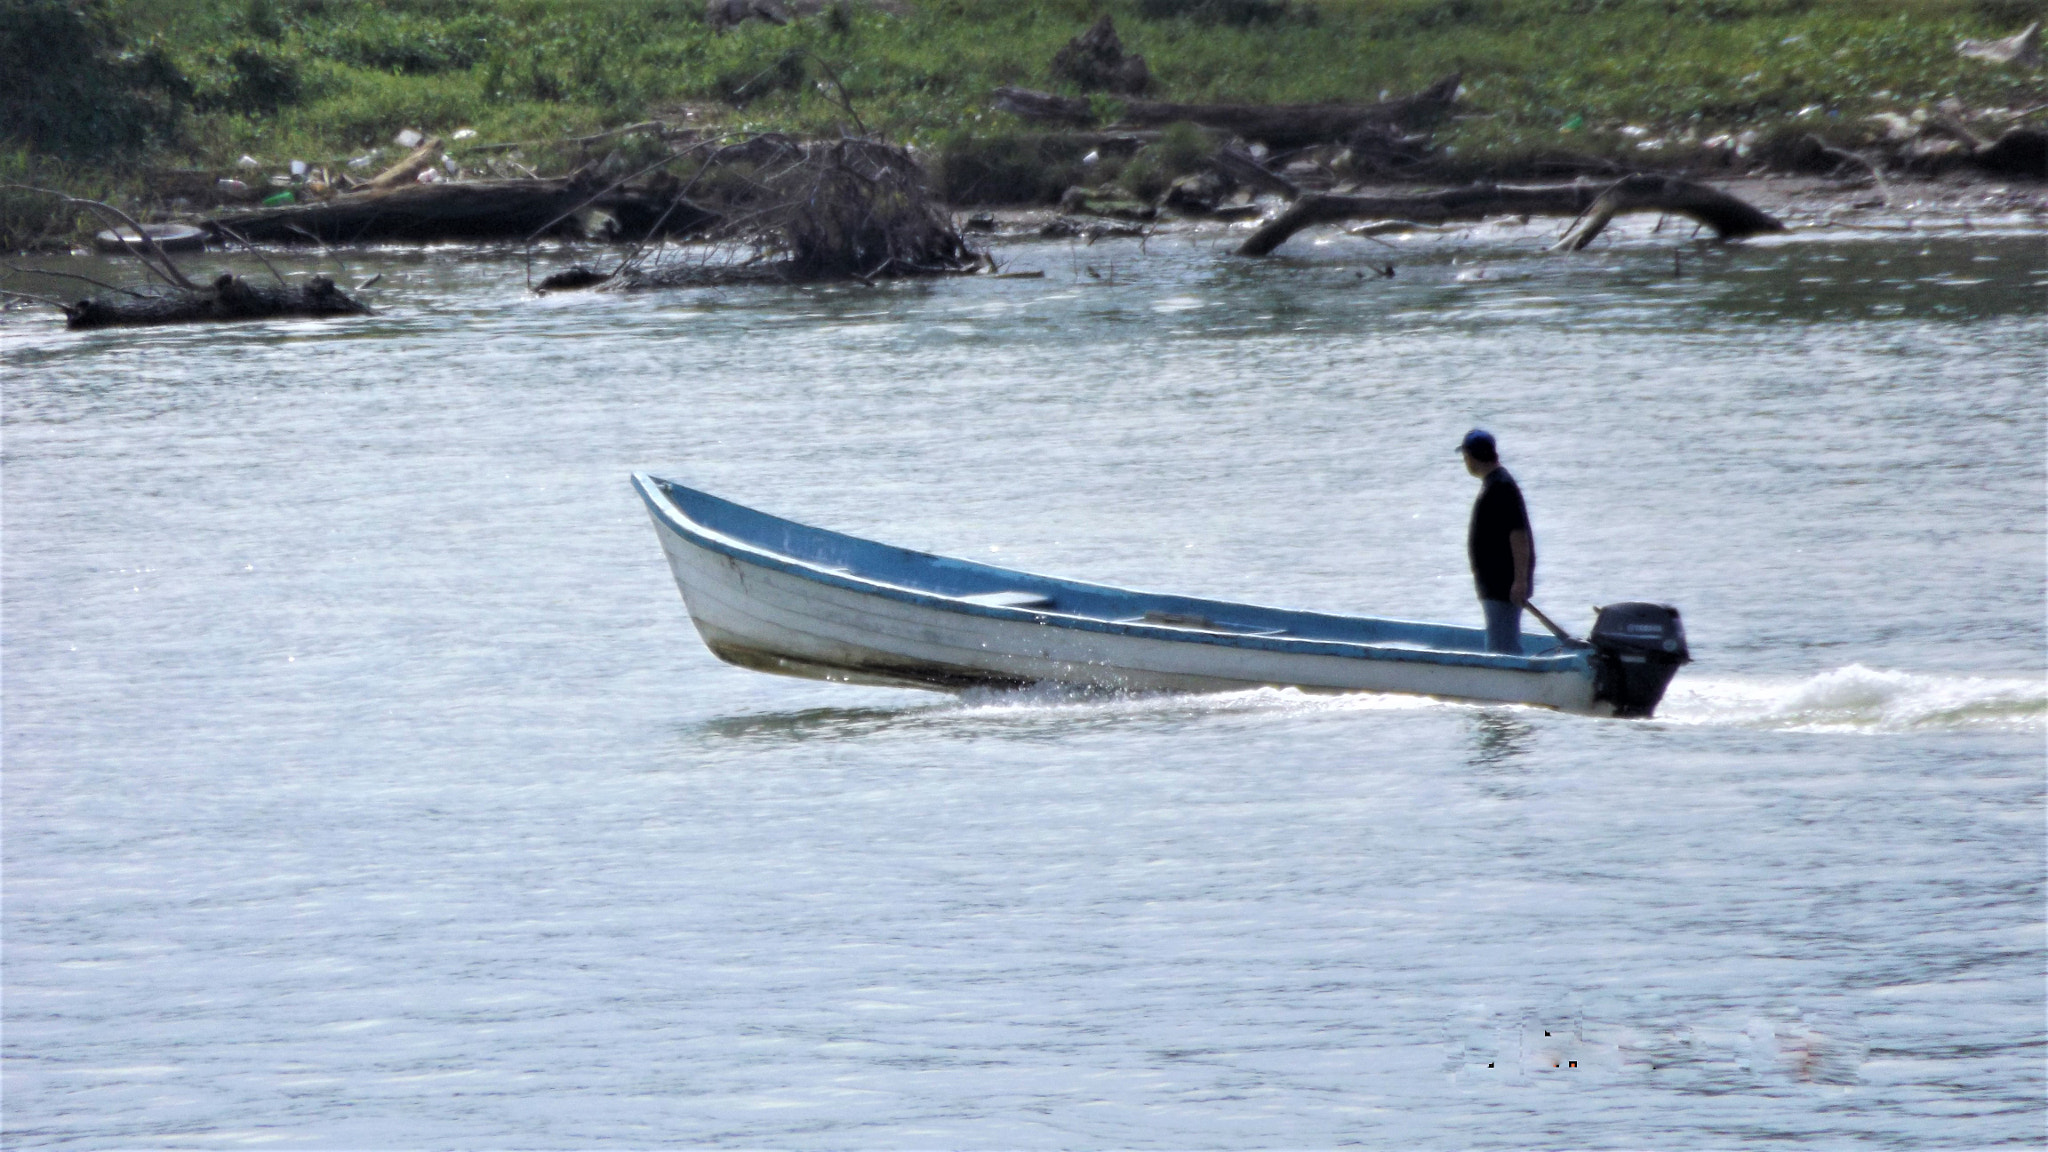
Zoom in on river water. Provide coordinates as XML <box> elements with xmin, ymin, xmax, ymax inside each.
<box><xmin>4</xmin><ymin>212</ymin><xmax>2043</xmax><ymax>1148</ymax></box>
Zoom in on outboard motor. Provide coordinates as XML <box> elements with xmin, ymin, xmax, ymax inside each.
<box><xmin>1589</xmin><ymin>602</ymin><xmax>1690</xmax><ymax>718</ymax></box>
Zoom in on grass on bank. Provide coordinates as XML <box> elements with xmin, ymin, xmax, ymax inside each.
<box><xmin>4</xmin><ymin>0</ymin><xmax>2044</xmax><ymax>245</ymax></box>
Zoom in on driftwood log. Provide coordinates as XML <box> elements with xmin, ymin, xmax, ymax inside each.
<box><xmin>993</xmin><ymin>74</ymin><xmax>1461</xmax><ymax>149</ymax></box>
<box><xmin>1236</xmin><ymin>175</ymin><xmax>1785</xmax><ymax>256</ymax></box>
<box><xmin>208</xmin><ymin>178</ymin><xmax>716</xmax><ymax>245</ymax></box>
<box><xmin>64</xmin><ymin>274</ymin><xmax>370</xmax><ymax>329</ymax></box>
<box><xmin>0</xmin><ymin>185</ymin><xmax>371</xmax><ymax>329</ymax></box>
<box><xmin>1977</xmin><ymin>127</ymin><xmax>2048</xmax><ymax>178</ymax></box>
<box><xmin>366</xmin><ymin>137</ymin><xmax>444</xmax><ymax>191</ymax></box>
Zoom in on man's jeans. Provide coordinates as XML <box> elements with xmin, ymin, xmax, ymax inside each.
<box><xmin>1481</xmin><ymin>599</ymin><xmax>1523</xmax><ymax>654</ymax></box>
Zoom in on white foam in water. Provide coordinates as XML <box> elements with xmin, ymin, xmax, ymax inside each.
<box><xmin>951</xmin><ymin>682</ymin><xmax>1452</xmax><ymax>716</ymax></box>
<box><xmin>957</xmin><ymin>667</ymin><xmax>2048</xmax><ymax>733</ymax></box>
<box><xmin>1660</xmin><ymin>664</ymin><xmax>2047</xmax><ymax>733</ymax></box>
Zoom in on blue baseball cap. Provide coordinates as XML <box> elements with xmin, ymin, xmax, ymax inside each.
<box><xmin>1458</xmin><ymin>428</ymin><xmax>1497</xmax><ymax>461</ymax></box>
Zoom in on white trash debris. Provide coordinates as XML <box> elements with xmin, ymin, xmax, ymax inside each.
<box><xmin>1958</xmin><ymin>21</ymin><xmax>2041</xmax><ymax>67</ymax></box>
<box><xmin>394</xmin><ymin>128</ymin><xmax>424</xmax><ymax>148</ymax></box>
<box><xmin>237</xmin><ymin>154</ymin><xmax>260</xmax><ymax>168</ymax></box>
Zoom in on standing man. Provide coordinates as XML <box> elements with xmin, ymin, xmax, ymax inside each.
<box><xmin>1459</xmin><ymin>429</ymin><xmax>1535</xmax><ymax>654</ymax></box>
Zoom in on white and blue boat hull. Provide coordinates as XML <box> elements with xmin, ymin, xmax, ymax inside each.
<box><xmin>634</xmin><ymin>476</ymin><xmax>1686</xmax><ymax>716</ymax></box>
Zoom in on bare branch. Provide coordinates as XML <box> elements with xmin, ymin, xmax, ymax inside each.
<box><xmin>1806</xmin><ymin>135</ymin><xmax>1892</xmax><ymax>208</ymax></box>
<box><xmin>210</xmin><ymin>222</ymin><xmax>291</xmax><ymax>288</ymax></box>
<box><xmin>521</xmin><ymin>133</ymin><xmax>734</xmax><ymax>248</ymax></box>
<box><xmin>0</xmin><ymin>286</ymin><xmax>68</xmax><ymax>308</ymax></box>
<box><xmin>0</xmin><ymin>184</ymin><xmax>201</xmax><ymax>292</ymax></box>
<box><xmin>82</xmin><ymin>208</ymin><xmax>198</xmax><ymax>289</ymax></box>
<box><xmin>3</xmin><ymin>261</ymin><xmax>147</xmax><ymax>298</ymax></box>
<box><xmin>800</xmin><ymin>51</ymin><xmax>867</xmax><ymax>137</ymax></box>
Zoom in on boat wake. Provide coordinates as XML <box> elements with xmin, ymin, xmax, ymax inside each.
<box><xmin>950</xmin><ymin>681</ymin><xmax>1450</xmax><ymax>718</ymax></box>
<box><xmin>698</xmin><ymin>665</ymin><xmax>2043</xmax><ymax>745</ymax></box>
<box><xmin>955</xmin><ymin>663</ymin><xmax>2047</xmax><ymax>735</ymax></box>
<box><xmin>689</xmin><ymin>684</ymin><xmax>1449</xmax><ymax>745</ymax></box>
<box><xmin>1657</xmin><ymin>664</ymin><xmax>2046</xmax><ymax>734</ymax></box>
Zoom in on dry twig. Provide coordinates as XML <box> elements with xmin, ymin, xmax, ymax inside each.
<box><xmin>3</xmin><ymin>261</ymin><xmax>146</xmax><ymax>298</ymax></box>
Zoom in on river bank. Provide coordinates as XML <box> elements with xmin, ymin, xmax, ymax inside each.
<box><xmin>5</xmin><ymin>167</ymin><xmax>2040</xmax><ymax>271</ymax></box>
<box><xmin>7</xmin><ymin>0</ymin><xmax>2044</xmax><ymax>250</ymax></box>
<box><xmin>961</xmin><ymin>170</ymin><xmax>2048</xmax><ymax>238</ymax></box>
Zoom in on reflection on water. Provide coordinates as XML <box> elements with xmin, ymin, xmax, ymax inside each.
<box><xmin>1465</xmin><ymin>711</ymin><xmax>1539</xmax><ymax>802</ymax></box>
<box><xmin>693</xmin><ymin>704</ymin><xmax>939</xmax><ymax>745</ymax></box>
<box><xmin>1699</xmin><ymin>234</ymin><xmax>2047</xmax><ymax>323</ymax></box>
<box><xmin>688</xmin><ymin>684</ymin><xmax>1475</xmax><ymax>749</ymax></box>
<box><xmin>1468</xmin><ymin>711</ymin><xmax>1536</xmax><ymax>772</ymax></box>
<box><xmin>685</xmin><ymin>687</ymin><xmax>1313</xmax><ymax>748</ymax></box>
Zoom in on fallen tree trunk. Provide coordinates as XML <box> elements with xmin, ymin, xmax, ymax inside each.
<box><xmin>3</xmin><ymin>186</ymin><xmax>370</xmax><ymax>328</ymax></box>
<box><xmin>208</xmin><ymin>178</ymin><xmax>716</xmax><ymax>245</ymax></box>
<box><xmin>1976</xmin><ymin>126</ymin><xmax>2048</xmax><ymax>177</ymax></box>
<box><xmin>993</xmin><ymin>74</ymin><xmax>1461</xmax><ymax>150</ymax></box>
<box><xmin>1236</xmin><ymin>175</ymin><xmax>1785</xmax><ymax>256</ymax></box>
<box><xmin>63</xmin><ymin>274</ymin><xmax>370</xmax><ymax>329</ymax></box>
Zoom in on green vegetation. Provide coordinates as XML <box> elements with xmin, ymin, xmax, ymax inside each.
<box><xmin>3</xmin><ymin>0</ymin><xmax>2043</xmax><ymax>244</ymax></box>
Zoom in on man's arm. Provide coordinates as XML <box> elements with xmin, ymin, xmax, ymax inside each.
<box><xmin>1509</xmin><ymin>529</ymin><xmax>1532</xmax><ymax>606</ymax></box>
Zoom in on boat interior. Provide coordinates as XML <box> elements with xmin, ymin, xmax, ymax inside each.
<box><xmin>645</xmin><ymin>476</ymin><xmax>1559</xmax><ymax>658</ymax></box>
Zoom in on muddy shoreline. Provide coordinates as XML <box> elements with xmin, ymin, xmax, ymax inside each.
<box><xmin>4</xmin><ymin>169</ymin><xmax>2039</xmax><ymax>327</ymax></box>
<box><xmin>29</xmin><ymin>170</ymin><xmax>2048</xmax><ymax>259</ymax></box>
<box><xmin>952</xmin><ymin>171</ymin><xmax>2048</xmax><ymax>248</ymax></box>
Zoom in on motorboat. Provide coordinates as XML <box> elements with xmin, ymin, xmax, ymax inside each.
<box><xmin>634</xmin><ymin>475</ymin><xmax>1689</xmax><ymax>716</ymax></box>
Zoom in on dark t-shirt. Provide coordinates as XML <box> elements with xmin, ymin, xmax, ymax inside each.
<box><xmin>1468</xmin><ymin>467</ymin><xmax>1534</xmax><ymax>601</ymax></box>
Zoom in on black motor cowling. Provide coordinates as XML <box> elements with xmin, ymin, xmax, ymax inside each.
<box><xmin>1589</xmin><ymin>602</ymin><xmax>1690</xmax><ymax>718</ymax></box>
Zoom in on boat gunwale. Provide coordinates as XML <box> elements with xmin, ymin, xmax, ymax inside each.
<box><xmin>633</xmin><ymin>474</ymin><xmax>1587</xmax><ymax>675</ymax></box>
